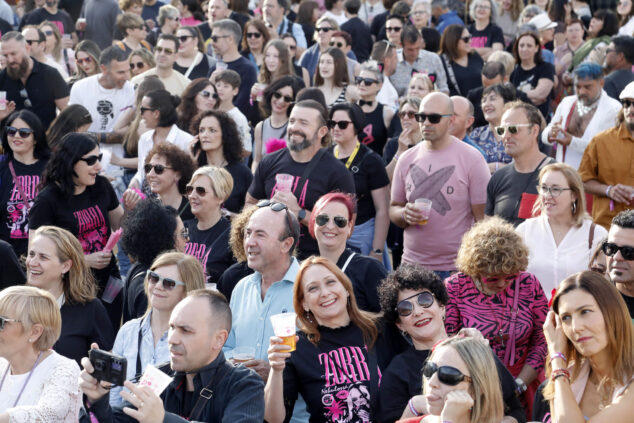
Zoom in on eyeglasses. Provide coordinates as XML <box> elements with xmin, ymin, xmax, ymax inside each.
<box><xmin>256</xmin><ymin>199</ymin><xmax>294</xmax><ymax>233</ymax></box>
<box><xmin>211</xmin><ymin>35</ymin><xmax>231</xmax><ymax>42</ymax></box>
<box><xmin>155</xmin><ymin>46</ymin><xmax>175</xmax><ymax>55</ymax></box>
<box><xmin>494</xmin><ymin>123</ymin><xmax>533</xmax><ymax>136</ymax></box>
<box><xmin>199</xmin><ymin>89</ymin><xmax>219</xmax><ymax>100</ymax></box>
<box><xmin>140</xmin><ymin>106</ymin><xmax>155</xmax><ymax>114</ymax></box>
<box><xmin>26</xmin><ymin>39</ymin><xmax>40</xmax><ymax>45</ymax></box>
<box><xmin>355</xmin><ymin>76</ymin><xmax>378</xmax><ymax>86</ymax></box>
<box><xmin>43</xmin><ymin>30</ymin><xmax>54</xmax><ymax>36</ymax></box>
<box><xmin>622</xmin><ymin>99</ymin><xmax>634</xmax><ymax>109</ymax></box>
<box><xmin>329</xmin><ymin>41</ymin><xmax>345</xmax><ymax>48</ymax></box>
<box><xmin>144</xmin><ymin>163</ymin><xmax>172</xmax><ymax>174</ymax></box>
<box><xmin>385</xmin><ymin>26</ymin><xmax>402</xmax><ymax>32</ymax></box>
<box><xmin>78</xmin><ymin>153</ymin><xmax>103</xmax><ymax>166</ymax></box>
<box><xmin>0</xmin><ymin>316</ymin><xmax>21</xmax><ymax>331</ymax></box>
<box><xmin>423</xmin><ymin>362</ymin><xmax>472</xmax><ymax>386</ymax></box>
<box><xmin>6</xmin><ymin>126</ymin><xmax>34</xmax><ymax>138</ymax></box>
<box><xmin>461</xmin><ymin>35</ymin><xmax>472</xmax><ymax>43</ymax></box>
<box><xmin>19</xmin><ymin>88</ymin><xmax>32</xmax><ymax>108</ymax></box>
<box><xmin>327</xmin><ymin>120</ymin><xmax>353</xmax><ymax>130</ymax></box>
<box><xmin>414</xmin><ymin>113</ymin><xmax>452</xmax><ymax>123</ymax></box>
<box><xmin>315</xmin><ymin>214</ymin><xmax>348</xmax><ymax>228</ymax></box>
<box><xmin>398</xmin><ymin>111</ymin><xmax>416</xmax><ymax>119</ymax></box>
<box><xmin>76</xmin><ymin>56</ymin><xmax>93</xmax><ymax>65</ymax></box>
<box><xmin>133</xmin><ymin>25</ymin><xmax>145</xmax><ymax>30</ymax></box>
<box><xmin>316</xmin><ymin>27</ymin><xmax>332</xmax><ymax>33</ymax></box>
<box><xmin>186</xmin><ymin>185</ymin><xmax>209</xmax><ymax>196</ymax></box>
<box><xmin>287</xmin><ymin>44</ymin><xmax>297</xmax><ymax>50</ymax></box>
<box><xmin>475</xmin><ymin>4</ymin><xmax>491</xmax><ymax>9</ymax></box>
<box><xmin>130</xmin><ymin>61</ymin><xmax>146</xmax><ymax>70</ymax></box>
<box><xmin>602</xmin><ymin>242</ymin><xmax>634</xmax><ymax>261</ymax></box>
<box><xmin>395</xmin><ymin>291</ymin><xmax>435</xmax><ymax>316</ymax></box>
<box><xmin>179</xmin><ymin>227</ymin><xmax>189</xmax><ymax>241</ymax></box>
<box><xmin>537</xmin><ymin>185</ymin><xmax>572</xmax><ymax>198</ymax></box>
<box><xmin>273</xmin><ymin>92</ymin><xmax>293</xmax><ymax>103</ymax></box>
<box><xmin>178</xmin><ymin>35</ymin><xmax>193</xmax><ymax>43</ymax></box>
<box><xmin>246</xmin><ymin>32</ymin><xmax>262</xmax><ymax>38</ymax></box>
<box><xmin>146</xmin><ymin>270</ymin><xmax>185</xmax><ymax>290</ymax></box>
<box><xmin>168</xmin><ymin>16</ymin><xmax>180</xmax><ymax>21</ymax></box>
<box><xmin>411</xmin><ymin>10</ymin><xmax>426</xmax><ymax>16</ymax></box>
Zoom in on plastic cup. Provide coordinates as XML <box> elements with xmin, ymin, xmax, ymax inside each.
<box><xmin>270</xmin><ymin>312</ymin><xmax>297</xmax><ymax>352</ymax></box>
<box><xmin>233</xmin><ymin>346</ymin><xmax>256</xmax><ymax>363</ymax></box>
<box><xmin>275</xmin><ymin>173</ymin><xmax>294</xmax><ymax>193</ymax></box>
<box><xmin>414</xmin><ymin>198</ymin><xmax>433</xmax><ymax>225</ymax></box>
<box><xmin>0</xmin><ymin>91</ymin><xmax>6</xmax><ymax>111</ymax></box>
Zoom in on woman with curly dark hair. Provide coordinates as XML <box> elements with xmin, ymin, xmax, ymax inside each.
<box><xmin>190</xmin><ymin>110</ymin><xmax>252</xmax><ymax>214</ymax></box>
<box><xmin>120</xmin><ymin>199</ymin><xmax>189</xmax><ymax>322</ymax></box>
<box><xmin>144</xmin><ymin>142</ymin><xmax>195</xmax><ymax>220</ymax></box>
<box><xmin>176</xmin><ymin>77</ymin><xmax>218</xmax><ymax>132</ymax></box>
<box><xmin>46</xmin><ymin>104</ymin><xmax>93</xmax><ymax>150</ymax></box>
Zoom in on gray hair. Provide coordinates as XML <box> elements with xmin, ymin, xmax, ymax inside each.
<box><xmin>212</xmin><ymin>18</ymin><xmax>242</xmax><ymax>45</ymax></box>
<box><xmin>360</xmin><ymin>61</ymin><xmax>383</xmax><ymax>83</ymax></box>
<box><xmin>1</xmin><ymin>31</ymin><xmax>25</xmax><ymax>44</ymax></box>
<box><xmin>519</xmin><ymin>5</ymin><xmax>542</xmax><ymax>23</ymax></box>
<box><xmin>158</xmin><ymin>4</ymin><xmax>179</xmax><ymax>26</ymax></box>
<box><xmin>431</xmin><ymin>0</ymin><xmax>447</xmax><ymax>9</ymax></box>
<box><xmin>469</xmin><ymin>0</ymin><xmax>498</xmax><ymax>23</ymax></box>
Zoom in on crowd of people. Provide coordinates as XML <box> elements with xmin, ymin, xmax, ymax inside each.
<box><xmin>0</xmin><ymin>0</ymin><xmax>634</xmax><ymax>421</ymax></box>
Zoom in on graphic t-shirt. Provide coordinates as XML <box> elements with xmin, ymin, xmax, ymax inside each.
<box><xmin>468</xmin><ymin>22</ymin><xmax>504</xmax><ymax>48</ymax></box>
<box><xmin>510</xmin><ymin>61</ymin><xmax>555</xmax><ymax>120</ymax></box>
<box><xmin>183</xmin><ymin>217</ymin><xmax>234</xmax><ymax>284</ymax></box>
<box><xmin>20</xmin><ymin>8</ymin><xmax>75</xmax><ymax>35</ymax></box>
<box><xmin>0</xmin><ymin>157</ymin><xmax>47</xmax><ymax>257</ymax></box>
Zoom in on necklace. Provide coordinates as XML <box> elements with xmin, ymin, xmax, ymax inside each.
<box><xmin>0</xmin><ymin>351</ymin><xmax>44</xmax><ymax>407</ymax></box>
<box><xmin>576</xmin><ymin>97</ymin><xmax>599</xmax><ymax>117</ymax></box>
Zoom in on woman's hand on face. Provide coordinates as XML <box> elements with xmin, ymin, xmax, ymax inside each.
<box><xmin>397</xmin><ymin>126</ymin><xmax>413</xmax><ymax>152</ymax></box>
<box><xmin>439</xmin><ymin>390</ymin><xmax>474</xmax><ymax>422</ymax></box>
<box><xmin>267</xmin><ymin>336</ymin><xmax>296</xmax><ymax>372</ymax></box>
<box><xmin>85</xmin><ymin>251</ymin><xmax>112</xmax><ymax>270</ymax></box>
<box><xmin>544</xmin><ymin>310</ymin><xmax>569</xmax><ymax>357</ymax></box>
<box><xmin>0</xmin><ymin>101</ymin><xmax>16</xmax><ymax>121</ymax></box>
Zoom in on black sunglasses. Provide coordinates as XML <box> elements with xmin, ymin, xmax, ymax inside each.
<box><xmin>6</xmin><ymin>126</ymin><xmax>34</xmax><ymax>138</ymax></box>
<box><xmin>385</xmin><ymin>26</ymin><xmax>402</xmax><ymax>32</ymax></box>
<box><xmin>199</xmin><ymin>90</ymin><xmax>219</xmax><ymax>100</ymax></box>
<box><xmin>186</xmin><ymin>185</ymin><xmax>208</xmax><ymax>196</ymax></box>
<box><xmin>398</xmin><ymin>111</ymin><xmax>416</xmax><ymax>119</ymax></box>
<box><xmin>316</xmin><ymin>27</ymin><xmax>332</xmax><ymax>32</ymax></box>
<box><xmin>461</xmin><ymin>35</ymin><xmax>472</xmax><ymax>43</ymax></box>
<box><xmin>256</xmin><ymin>199</ymin><xmax>294</xmax><ymax>232</ymax></box>
<box><xmin>146</xmin><ymin>270</ymin><xmax>185</xmax><ymax>290</ymax></box>
<box><xmin>315</xmin><ymin>214</ymin><xmax>348</xmax><ymax>228</ymax></box>
<box><xmin>273</xmin><ymin>92</ymin><xmax>293</xmax><ymax>103</ymax></box>
<box><xmin>414</xmin><ymin>113</ymin><xmax>452</xmax><ymax>124</ymax></box>
<box><xmin>144</xmin><ymin>163</ymin><xmax>172</xmax><ymax>174</ymax></box>
<box><xmin>130</xmin><ymin>61</ymin><xmax>146</xmax><ymax>70</ymax></box>
<box><xmin>327</xmin><ymin>120</ymin><xmax>353</xmax><ymax>130</ymax></box>
<box><xmin>622</xmin><ymin>99</ymin><xmax>634</xmax><ymax>109</ymax></box>
<box><xmin>0</xmin><ymin>315</ymin><xmax>21</xmax><ymax>331</ymax></box>
<box><xmin>423</xmin><ymin>362</ymin><xmax>472</xmax><ymax>386</ymax></box>
<box><xmin>140</xmin><ymin>106</ymin><xmax>156</xmax><ymax>114</ymax></box>
<box><xmin>329</xmin><ymin>41</ymin><xmax>345</xmax><ymax>48</ymax></box>
<box><xmin>396</xmin><ymin>291</ymin><xmax>435</xmax><ymax>316</ymax></box>
<box><xmin>26</xmin><ymin>39</ymin><xmax>40</xmax><ymax>45</ymax></box>
<box><xmin>602</xmin><ymin>241</ymin><xmax>634</xmax><ymax>261</ymax></box>
<box><xmin>78</xmin><ymin>153</ymin><xmax>103</xmax><ymax>166</ymax></box>
<box><xmin>246</xmin><ymin>32</ymin><xmax>262</xmax><ymax>38</ymax></box>
<box><xmin>211</xmin><ymin>34</ymin><xmax>231</xmax><ymax>42</ymax></box>
<box><xmin>355</xmin><ymin>76</ymin><xmax>378</xmax><ymax>86</ymax></box>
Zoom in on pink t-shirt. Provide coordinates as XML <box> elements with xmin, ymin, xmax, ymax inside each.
<box><xmin>391</xmin><ymin>137</ymin><xmax>491</xmax><ymax>269</ymax></box>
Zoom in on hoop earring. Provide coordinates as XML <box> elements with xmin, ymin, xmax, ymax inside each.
<box><xmin>571</xmin><ymin>201</ymin><xmax>577</xmax><ymax>214</ymax></box>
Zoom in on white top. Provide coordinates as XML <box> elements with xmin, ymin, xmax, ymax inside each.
<box><xmin>376</xmin><ymin>77</ymin><xmax>399</xmax><ymax>111</ymax></box>
<box><xmin>131</xmin><ymin>124</ymin><xmax>194</xmax><ymax>187</ymax></box>
<box><xmin>0</xmin><ymin>351</ymin><xmax>81</xmax><ymax>422</ymax></box>
<box><xmin>516</xmin><ymin>215</ymin><xmax>607</xmax><ymax>299</ymax></box>
<box><xmin>226</xmin><ymin>107</ymin><xmax>253</xmax><ymax>152</ymax></box>
<box><xmin>619</xmin><ymin>16</ymin><xmax>634</xmax><ymax>36</ymax></box>
<box><xmin>322</xmin><ymin>10</ymin><xmax>348</xmax><ymax>26</ymax></box>
<box><xmin>131</xmin><ymin>68</ymin><xmax>191</xmax><ymax>97</ymax></box>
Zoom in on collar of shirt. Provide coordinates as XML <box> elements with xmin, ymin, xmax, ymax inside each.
<box><xmin>172</xmin><ymin>350</ymin><xmax>226</xmax><ymax>391</ymax></box>
<box><xmin>56</xmin><ymin>293</ymin><xmax>65</xmax><ymax>308</ymax></box>
<box><xmin>617</xmin><ymin>122</ymin><xmax>634</xmax><ymax>143</ymax></box>
<box><xmin>251</xmin><ymin>256</ymin><xmax>300</xmax><ymax>293</ymax></box>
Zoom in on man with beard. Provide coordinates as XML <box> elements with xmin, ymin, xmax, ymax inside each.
<box><xmin>605</xmin><ymin>210</ymin><xmax>634</xmax><ymax>318</ymax></box>
<box><xmin>19</xmin><ymin>0</ymin><xmax>76</xmax><ymax>42</ymax></box>
<box><xmin>603</xmin><ymin>35</ymin><xmax>634</xmax><ymax>101</ymax></box>
<box><xmin>0</xmin><ymin>31</ymin><xmax>69</xmax><ymax>128</ymax></box>
<box><xmin>246</xmin><ymin>99</ymin><xmax>355</xmax><ymax>259</ymax></box>
<box><xmin>579</xmin><ymin>81</ymin><xmax>634</xmax><ymax>229</ymax></box>
<box><xmin>543</xmin><ymin>62</ymin><xmax>621</xmax><ymax>170</ymax></box>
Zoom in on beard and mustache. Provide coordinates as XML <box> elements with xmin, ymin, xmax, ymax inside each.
<box><xmin>6</xmin><ymin>57</ymin><xmax>29</xmax><ymax>80</ymax></box>
<box><xmin>287</xmin><ymin>129</ymin><xmax>315</xmax><ymax>152</ymax></box>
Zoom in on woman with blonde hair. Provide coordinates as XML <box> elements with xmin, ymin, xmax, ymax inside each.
<box><xmin>128</xmin><ymin>48</ymin><xmax>156</xmax><ymax>78</ymax></box>
<box><xmin>38</xmin><ymin>20</ymin><xmax>75</xmax><ymax>79</ymax></box>
<box><xmin>25</xmin><ymin>226</ymin><xmax>115</xmax><ymax>364</ymax></box>
<box><xmin>407</xmin><ymin>74</ymin><xmax>434</xmax><ymax>100</ymax></box>
<box><xmin>299</xmin><ymin>16</ymin><xmax>341</xmax><ymax>79</ymax></box>
<box><xmin>109</xmin><ymin>251</ymin><xmax>204</xmax><ymax>407</ymax></box>
<box><xmin>0</xmin><ymin>286</ymin><xmax>82</xmax><ymax>421</ymax></box>
<box><xmin>517</xmin><ymin>163</ymin><xmax>607</xmax><ymax>299</ymax></box>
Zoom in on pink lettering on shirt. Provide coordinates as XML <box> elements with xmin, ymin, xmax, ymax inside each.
<box><xmin>471</xmin><ymin>36</ymin><xmax>487</xmax><ymax>48</ymax></box>
<box><xmin>73</xmin><ymin>206</ymin><xmax>108</xmax><ymax>253</ymax></box>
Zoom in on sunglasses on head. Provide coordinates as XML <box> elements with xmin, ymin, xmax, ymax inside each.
<box><xmin>246</xmin><ymin>32</ymin><xmax>262</xmax><ymax>38</ymax></box>
<box><xmin>76</xmin><ymin>56</ymin><xmax>93</xmax><ymax>65</ymax></box>
<box><xmin>178</xmin><ymin>35</ymin><xmax>193</xmax><ymax>43</ymax></box>
<box><xmin>414</xmin><ymin>113</ymin><xmax>452</xmax><ymax>123</ymax></box>
<box><xmin>622</xmin><ymin>99</ymin><xmax>634</xmax><ymax>109</ymax></box>
<box><xmin>200</xmin><ymin>89</ymin><xmax>219</xmax><ymax>99</ymax></box>
<box><xmin>396</xmin><ymin>291</ymin><xmax>435</xmax><ymax>316</ymax></box>
<box><xmin>0</xmin><ymin>316</ymin><xmax>20</xmax><ymax>331</ymax></box>
<box><xmin>155</xmin><ymin>46</ymin><xmax>174</xmax><ymax>55</ymax></box>
<box><xmin>315</xmin><ymin>214</ymin><xmax>348</xmax><ymax>228</ymax></box>
<box><xmin>146</xmin><ymin>270</ymin><xmax>185</xmax><ymax>290</ymax></box>
<box><xmin>186</xmin><ymin>185</ymin><xmax>209</xmax><ymax>196</ymax></box>
<box><xmin>273</xmin><ymin>92</ymin><xmax>293</xmax><ymax>103</ymax></box>
<box><xmin>316</xmin><ymin>27</ymin><xmax>332</xmax><ymax>32</ymax></box>
<box><xmin>494</xmin><ymin>123</ymin><xmax>533</xmax><ymax>136</ymax></box>
<box><xmin>78</xmin><ymin>153</ymin><xmax>103</xmax><ymax>166</ymax></box>
<box><xmin>256</xmin><ymin>199</ymin><xmax>294</xmax><ymax>231</ymax></box>
<box><xmin>398</xmin><ymin>111</ymin><xmax>416</xmax><ymax>119</ymax></box>
<box><xmin>423</xmin><ymin>362</ymin><xmax>472</xmax><ymax>386</ymax></box>
<box><xmin>327</xmin><ymin>120</ymin><xmax>353</xmax><ymax>130</ymax></box>
<box><xmin>355</xmin><ymin>76</ymin><xmax>378</xmax><ymax>86</ymax></box>
<box><xmin>329</xmin><ymin>41</ymin><xmax>345</xmax><ymax>48</ymax></box>
<box><xmin>602</xmin><ymin>241</ymin><xmax>634</xmax><ymax>260</ymax></box>
<box><xmin>130</xmin><ymin>61</ymin><xmax>146</xmax><ymax>70</ymax></box>
<box><xmin>6</xmin><ymin>126</ymin><xmax>34</xmax><ymax>138</ymax></box>
<box><xmin>144</xmin><ymin>163</ymin><xmax>172</xmax><ymax>174</ymax></box>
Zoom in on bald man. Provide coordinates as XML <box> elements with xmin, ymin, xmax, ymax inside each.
<box><xmin>389</xmin><ymin>92</ymin><xmax>491</xmax><ymax>279</ymax></box>
<box><xmin>449</xmin><ymin>95</ymin><xmax>488</xmax><ymax>161</ymax></box>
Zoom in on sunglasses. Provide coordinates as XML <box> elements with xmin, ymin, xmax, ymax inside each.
<box><xmin>168</xmin><ymin>16</ymin><xmax>180</xmax><ymax>21</ymax></box>
<box><xmin>316</xmin><ymin>27</ymin><xmax>332</xmax><ymax>32</ymax></box>
<box><xmin>423</xmin><ymin>362</ymin><xmax>472</xmax><ymax>386</ymax></box>
<box><xmin>130</xmin><ymin>61</ymin><xmax>146</xmax><ymax>70</ymax></box>
<box><xmin>256</xmin><ymin>199</ymin><xmax>294</xmax><ymax>233</ymax></box>
<box><xmin>19</xmin><ymin>88</ymin><xmax>32</xmax><ymax>108</ymax></box>
<box><xmin>44</xmin><ymin>30</ymin><xmax>54</xmax><ymax>36</ymax></box>
<box><xmin>315</xmin><ymin>214</ymin><xmax>348</xmax><ymax>228</ymax></box>
<box><xmin>385</xmin><ymin>26</ymin><xmax>402</xmax><ymax>32</ymax></box>
<box><xmin>0</xmin><ymin>316</ymin><xmax>21</xmax><ymax>331</ymax></box>
<box><xmin>178</xmin><ymin>35</ymin><xmax>193</xmax><ymax>43</ymax></box>
<box><xmin>6</xmin><ymin>126</ymin><xmax>34</xmax><ymax>138</ymax></box>
<box><xmin>199</xmin><ymin>89</ymin><xmax>219</xmax><ymax>100</ymax></box>
<box><xmin>146</xmin><ymin>270</ymin><xmax>185</xmax><ymax>290</ymax></box>
<box><xmin>494</xmin><ymin>123</ymin><xmax>533</xmax><ymax>136</ymax></box>
<box><xmin>211</xmin><ymin>34</ymin><xmax>231</xmax><ymax>42</ymax></box>
<box><xmin>26</xmin><ymin>39</ymin><xmax>40</xmax><ymax>45</ymax></box>
<box><xmin>273</xmin><ymin>92</ymin><xmax>293</xmax><ymax>103</ymax></box>
<box><xmin>327</xmin><ymin>120</ymin><xmax>353</xmax><ymax>130</ymax></box>
<box><xmin>186</xmin><ymin>185</ymin><xmax>209</xmax><ymax>196</ymax></box>
<box><xmin>180</xmin><ymin>227</ymin><xmax>190</xmax><ymax>240</ymax></box>
<box><xmin>144</xmin><ymin>163</ymin><xmax>172</xmax><ymax>174</ymax></box>
<box><xmin>396</xmin><ymin>291</ymin><xmax>435</xmax><ymax>316</ymax></box>
<box><xmin>78</xmin><ymin>153</ymin><xmax>103</xmax><ymax>166</ymax></box>
<box><xmin>398</xmin><ymin>111</ymin><xmax>416</xmax><ymax>119</ymax></box>
<box><xmin>329</xmin><ymin>41</ymin><xmax>345</xmax><ymax>48</ymax></box>
<box><xmin>461</xmin><ymin>35</ymin><xmax>472</xmax><ymax>43</ymax></box>
<box><xmin>76</xmin><ymin>56</ymin><xmax>93</xmax><ymax>65</ymax></box>
<box><xmin>287</xmin><ymin>44</ymin><xmax>297</xmax><ymax>50</ymax></box>
<box><xmin>246</xmin><ymin>32</ymin><xmax>262</xmax><ymax>38</ymax></box>
<box><xmin>602</xmin><ymin>242</ymin><xmax>634</xmax><ymax>261</ymax></box>
<box><xmin>155</xmin><ymin>46</ymin><xmax>175</xmax><ymax>55</ymax></box>
<box><xmin>140</xmin><ymin>106</ymin><xmax>156</xmax><ymax>114</ymax></box>
<box><xmin>414</xmin><ymin>113</ymin><xmax>452</xmax><ymax>123</ymax></box>
<box><xmin>622</xmin><ymin>99</ymin><xmax>634</xmax><ymax>109</ymax></box>
<box><xmin>355</xmin><ymin>76</ymin><xmax>378</xmax><ymax>86</ymax></box>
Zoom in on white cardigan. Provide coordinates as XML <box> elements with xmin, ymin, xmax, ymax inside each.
<box><xmin>516</xmin><ymin>215</ymin><xmax>607</xmax><ymax>299</ymax></box>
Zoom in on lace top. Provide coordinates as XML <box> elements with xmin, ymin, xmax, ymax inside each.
<box><xmin>0</xmin><ymin>351</ymin><xmax>82</xmax><ymax>422</ymax></box>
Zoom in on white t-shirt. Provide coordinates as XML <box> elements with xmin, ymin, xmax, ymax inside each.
<box><xmin>226</xmin><ymin>107</ymin><xmax>252</xmax><ymax>152</ymax></box>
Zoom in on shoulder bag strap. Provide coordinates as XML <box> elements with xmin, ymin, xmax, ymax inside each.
<box><xmin>588</xmin><ymin>222</ymin><xmax>596</xmax><ymax>250</ymax></box>
<box><xmin>184</xmin><ymin>52</ymin><xmax>203</xmax><ymax>79</ymax></box>
<box><xmin>135</xmin><ymin>322</ymin><xmax>143</xmax><ymax>379</ymax></box>
<box><xmin>8</xmin><ymin>160</ymin><xmax>31</xmax><ymax>211</ymax></box>
<box><xmin>294</xmin><ymin>148</ymin><xmax>326</xmax><ymax>202</ymax></box>
<box><xmin>440</xmin><ymin>53</ymin><xmax>461</xmax><ymax>96</ymax></box>
<box><xmin>188</xmin><ymin>361</ymin><xmax>233</xmax><ymax>421</ymax></box>
<box><xmin>504</xmin><ymin>274</ymin><xmax>522</xmax><ymax>367</ymax></box>
<box><xmin>341</xmin><ymin>252</ymin><xmax>356</xmax><ymax>272</ymax></box>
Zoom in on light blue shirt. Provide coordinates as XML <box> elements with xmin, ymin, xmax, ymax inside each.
<box><xmin>277</xmin><ymin>17</ymin><xmax>307</xmax><ymax>49</ymax></box>
<box><xmin>225</xmin><ymin>257</ymin><xmax>300</xmax><ymax>359</ymax></box>
<box><xmin>109</xmin><ymin>312</ymin><xmax>171</xmax><ymax>407</ymax></box>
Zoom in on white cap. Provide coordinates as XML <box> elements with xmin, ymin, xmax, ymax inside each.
<box><xmin>528</xmin><ymin>13</ymin><xmax>558</xmax><ymax>31</ymax></box>
<box><xmin>620</xmin><ymin>81</ymin><xmax>634</xmax><ymax>100</ymax></box>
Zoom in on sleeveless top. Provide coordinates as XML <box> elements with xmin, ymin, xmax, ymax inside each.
<box><xmin>360</xmin><ymin>102</ymin><xmax>389</xmax><ymax>155</ymax></box>
<box><xmin>261</xmin><ymin>117</ymin><xmax>288</xmax><ymax>155</ymax></box>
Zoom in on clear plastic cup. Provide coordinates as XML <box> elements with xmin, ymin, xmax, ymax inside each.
<box><xmin>414</xmin><ymin>198</ymin><xmax>433</xmax><ymax>225</ymax></box>
<box><xmin>275</xmin><ymin>173</ymin><xmax>294</xmax><ymax>193</ymax></box>
<box><xmin>233</xmin><ymin>346</ymin><xmax>256</xmax><ymax>363</ymax></box>
<box><xmin>270</xmin><ymin>312</ymin><xmax>297</xmax><ymax>352</ymax></box>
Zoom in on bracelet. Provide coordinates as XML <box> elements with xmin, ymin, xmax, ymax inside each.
<box><xmin>606</xmin><ymin>185</ymin><xmax>613</xmax><ymax>198</ymax></box>
<box><xmin>393</xmin><ymin>153</ymin><xmax>400</xmax><ymax>161</ymax></box>
<box><xmin>549</xmin><ymin>352</ymin><xmax>567</xmax><ymax>364</ymax></box>
<box><xmin>551</xmin><ymin>368</ymin><xmax>571</xmax><ymax>382</ymax></box>
<box><xmin>408</xmin><ymin>398</ymin><xmax>420</xmax><ymax>416</ymax></box>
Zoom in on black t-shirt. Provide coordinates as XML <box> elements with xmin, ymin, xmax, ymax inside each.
<box><xmin>248</xmin><ymin>148</ymin><xmax>356</xmax><ymax>258</ymax></box>
<box><xmin>337</xmin><ymin>248</ymin><xmax>387</xmax><ymax>312</ymax></box>
<box><xmin>184</xmin><ymin>217</ymin><xmax>234</xmax><ymax>284</ymax></box>
<box><xmin>142</xmin><ymin>1</ymin><xmax>161</xmax><ymax>25</ymax></box>
<box><xmin>485</xmin><ymin>157</ymin><xmax>555</xmax><ymax>226</ymax></box>
<box><xmin>341</xmin><ymin>17</ymin><xmax>373</xmax><ymax>64</ymax></box>
<box><xmin>59</xmin><ymin>0</ymin><xmax>83</xmax><ymax>22</ymax></box>
<box><xmin>467</xmin><ymin>22</ymin><xmax>504</xmax><ymax>48</ymax></box>
<box><xmin>450</xmin><ymin>53</ymin><xmax>483</xmax><ymax>97</ymax></box>
<box><xmin>604</xmin><ymin>69</ymin><xmax>634</xmax><ymax>101</ymax></box>
<box><xmin>197</xmin><ymin>22</ymin><xmax>212</xmax><ymax>41</ymax></box>
<box><xmin>217</xmin><ymin>261</ymin><xmax>254</xmax><ymax>303</ymax></box>
<box><xmin>174</xmin><ymin>56</ymin><xmax>212</xmax><ymax>81</ymax></box>
<box><xmin>0</xmin><ymin>157</ymin><xmax>47</xmax><ymax>257</ymax></box>
<box><xmin>20</xmin><ymin>7</ymin><xmax>75</xmax><ymax>34</ymax></box>
<box><xmin>510</xmin><ymin>61</ymin><xmax>555</xmax><ymax>121</ymax></box>
<box><xmin>0</xmin><ymin>60</ymin><xmax>69</xmax><ymax>129</ymax></box>
<box><xmin>55</xmin><ymin>299</ymin><xmax>115</xmax><ymax>364</ymax></box>
<box><xmin>207</xmin><ymin>56</ymin><xmax>258</xmax><ymax>112</ymax></box>
<box><xmin>224</xmin><ymin>161</ymin><xmax>253</xmax><ymax>214</ymax></box>
<box><xmin>0</xmin><ymin>239</ymin><xmax>25</xmax><ymax>289</ymax></box>
<box><xmin>360</xmin><ymin>103</ymin><xmax>390</xmax><ymax>156</ymax></box>
<box><xmin>621</xmin><ymin>291</ymin><xmax>634</xmax><ymax>319</ymax></box>
<box><xmin>122</xmin><ymin>262</ymin><xmax>149</xmax><ymax>324</ymax></box>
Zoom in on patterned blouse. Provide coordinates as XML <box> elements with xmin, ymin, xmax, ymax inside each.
<box><xmin>469</xmin><ymin>125</ymin><xmax>512</xmax><ymax>164</ymax></box>
<box><xmin>444</xmin><ymin>271</ymin><xmax>548</xmax><ymax>373</ymax></box>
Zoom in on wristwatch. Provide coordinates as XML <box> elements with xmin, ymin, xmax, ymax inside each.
<box><xmin>515</xmin><ymin>377</ymin><xmax>527</xmax><ymax>395</ymax></box>
<box><xmin>297</xmin><ymin>209</ymin><xmax>307</xmax><ymax>222</ymax></box>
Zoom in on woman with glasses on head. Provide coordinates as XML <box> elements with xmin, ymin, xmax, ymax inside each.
<box><xmin>174</xmin><ymin>26</ymin><xmax>214</xmax><ymax>80</ymax></box>
<box><xmin>299</xmin><ymin>16</ymin><xmax>342</xmax><ymax>80</ymax></box>
<box><xmin>0</xmin><ymin>286</ymin><xmax>82</xmax><ymax>421</ymax></box>
<box><xmin>146</xmin><ymin>4</ymin><xmax>180</xmax><ymax>46</ymax></box>
<box><xmin>46</xmin><ymin>105</ymin><xmax>93</xmax><ymax>151</ymax></box>
<box><xmin>25</xmin><ymin>226</ymin><xmax>115</xmax><ymax>364</ymax></box>
<box><xmin>439</xmin><ymin>24</ymin><xmax>484</xmax><ymax>97</ymax></box>
<box><xmin>240</xmin><ymin>18</ymin><xmax>271</xmax><ymax>70</ymax></box>
<box><xmin>190</xmin><ymin>110</ymin><xmax>252</xmax><ymax>214</ymax></box>
<box><xmin>445</xmin><ymin>216</ymin><xmax>548</xmax><ymax>417</ymax></box>
<box><xmin>120</xmin><ymin>199</ymin><xmax>190</xmax><ymax>322</ymax></box>
<box><xmin>0</xmin><ymin>110</ymin><xmax>49</xmax><ymax>259</ymax></box>
<box><xmin>110</xmin><ymin>251</ymin><xmax>204</xmax><ymax>406</ymax></box>
<box><xmin>467</xmin><ymin>0</ymin><xmax>504</xmax><ymax>61</ymax></box>
<box><xmin>68</xmin><ymin>40</ymin><xmax>101</xmax><ymax>88</ymax></box>
<box><xmin>517</xmin><ymin>163</ymin><xmax>607</xmax><ymax>300</ymax></box>
<box><xmin>114</xmin><ymin>13</ymin><xmax>152</xmax><ymax>58</ymax></box>
<box><xmin>128</xmin><ymin>48</ymin><xmax>156</xmax><ymax>77</ymax></box>
<box><xmin>184</xmin><ymin>166</ymin><xmax>235</xmax><ymax>285</ymax></box>
<box><xmin>406</xmin><ymin>73</ymin><xmax>434</xmax><ymax>100</ymax></box>
<box><xmin>176</xmin><ymin>78</ymin><xmax>219</xmax><ymax>131</ymax></box>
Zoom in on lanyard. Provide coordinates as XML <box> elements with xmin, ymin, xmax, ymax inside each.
<box><xmin>335</xmin><ymin>142</ymin><xmax>361</xmax><ymax>169</ymax></box>
<box><xmin>0</xmin><ymin>351</ymin><xmax>44</xmax><ymax>407</ymax></box>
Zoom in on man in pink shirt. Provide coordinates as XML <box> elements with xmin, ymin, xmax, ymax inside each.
<box><xmin>389</xmin><ymin>92</ymin><xmax>491</xmax><ymax>278</ymax></box>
